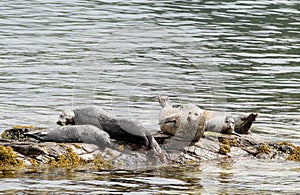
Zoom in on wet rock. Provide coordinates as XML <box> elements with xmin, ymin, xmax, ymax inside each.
<box><xmin>0</xmin><ymin>126</ymin><xmax>299</xmax><ymax>171</ymax></box>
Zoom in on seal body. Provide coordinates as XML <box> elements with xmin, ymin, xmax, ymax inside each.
<box><xmin>176</xmin><ymin>104</ymin><xmax>204</xmax><ymax>141</ymax></box>
<box><xmin>160</xmin><ymin>103</ymin><xmax>204</xmax><ymax>151</ymax></box>
<box><xmin>57</xmin><ymin>106</ymin><xmax>162</xmax><ymax>155</ymax></box>
<box><xmin>205</xmin><ymin>115</ymin><xmax>235</xmax><ymax>134</ymax></box>
<box><xmin>25</xmin><ymin>125</ymin><xmax>112</xmax><ymax>149</ymax></box>
<box><xmin>201</xmin><ymin>110</ymin><xmax>257</xmax><ymax>134</ymax></box>
<box><xmin>158</xmin><ymin>96</ymin><xmax>199</xmax><ymax>137</ymax></box>
<box><xmin>158</xmin><ymin>96</ymin><xmax>205</xmax><ymax>142</ymax></box>
<box><xmin>158</xmin><ymin>96</ymin><xmax>257</xmax><ymax>137</ymax></box>
<box><xmin>158</xmin><ymin>96</ymin><xmax>207</xmax><ymax>150</ymax></box>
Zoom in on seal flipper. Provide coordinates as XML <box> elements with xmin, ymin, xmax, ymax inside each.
<box><xmin>234</xmin><ymin>113</ymin><xmax>258</xmax><ymax>134</ymax></box>
<box><xmin>25</xmin><ymin>131</ymin><xmax>48</xmax><ymax>141</ymax></box>
<box><xmin>116</xmin><ymin>118</ymin><xmax>165</xmax><ymax>162</ymax></box>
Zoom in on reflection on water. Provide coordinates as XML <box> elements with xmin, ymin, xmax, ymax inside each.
<box><xmin>0</xmin><ymin>0</ymin><xmax>300</xmax><ymax>193</ymax></box>
<box><xmin>1</xmin><ymin>160</ymin><xmax>300</xmax><ymax>194</ymax></box>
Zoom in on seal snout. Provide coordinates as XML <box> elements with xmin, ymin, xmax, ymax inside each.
<box><xmin>57</xmin><ymin>120</ymin><xmax>63</xmax><ymax>125</ymax></box>
<box><xmin>57</xmin><ymin>110</ymin><xmax>76</xmax><ymax>126</ymax></box>
<box><xmin>187</xmin><ymin>111</ymin><xmax>200</xmax><ymax>123</ymax></box>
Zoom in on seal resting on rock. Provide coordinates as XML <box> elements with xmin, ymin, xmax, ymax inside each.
<box><xmin>204</xmin><ymin>115</ymin><xmax>239</xmax><ymax>136</ymax></box>
<box><xmin>161</xmin><ymin>103</ymin><xmax>205</xmax><ymax>151</ymax></box>
<box><xmin>176</xmin><ymin>104</ymin><xmax>205</xmax><ymax>141</ymax></box>
<box><xmin>158</xmin><ymin>96</ymin><xmax>258</xmax><ymax>137</ymax></box>
<box><xmin>56</xmin><ymin>106</ymin><xmax>164</xmax><ymax>159</ymax></box>
<box><xmin>158</xmin><ymin>96</ymin><xmax>204</xmax><ymax>150</ymax></box>
<box><xmin>158</xmin><ymin>95</ymin><xmax>205</xmax><ymax>142</ymax></box>
<box><xmin>158</xmin><ymin>96</ymin><xmax>205</xmax><ymax>139</ymax></box>
<box><xmin>25</xmin><ymin>125</ymin><xmax>112</xmax><ymax>150</ymax></box>
<box><xmin>202</xmin><ymin>110</ymin><xmax>257</xmax><ymax>134</ymax></box>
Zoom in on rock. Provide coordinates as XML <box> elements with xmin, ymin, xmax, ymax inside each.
<box><xmin>1</xmin><ymin>126</ymin><xmax>299</xmax><ymax>171</ymax></box>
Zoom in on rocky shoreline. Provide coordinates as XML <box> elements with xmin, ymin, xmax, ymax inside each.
<box><xmin>1</xmin><ymin>126</ymin><xmax>299</xmax><ymax>173</ymax></box>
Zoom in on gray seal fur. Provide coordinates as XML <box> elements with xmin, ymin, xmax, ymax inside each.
<box><xmin>205</xmin><ymin>115</ymin><xmax>237</xmax><ymax>135</ymax></box>
<box><xmin>57</xmin><ymin>106</ymin><xmax>164</xmax><ymax>158</ymax></box>
<box><xmin>25</xmin><ymin>125</ymin><xmax>112</xmax><ymax>150</ymax></box>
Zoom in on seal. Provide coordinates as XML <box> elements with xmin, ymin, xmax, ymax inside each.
<box><xmin>158</xmin><ymin>96</ymin><xmax>204</xmax><ymax>141</ymax></box>
<box><xmin>158</xmin><ymin>96</ymin><xmax>258</xmax><ymax>135</ymax></box>
<box><xmin>158</xmin><ymin>95</ymin><xmax>205</xmax><ymax>142</ymax></box>
<box><xmin>56</xmin><ymin>106</ymin><xmax>164</xmax><ymax>158</ymax></box>
<box><xmin>25</xmin><ymin>125</ymin><xmax>112</xmax><ymax>149</ymax></box>
<box><xmin>176</xmin><ymin>103</ymin><xmax>205</xmax><ymax>141</ymax></box>
<box><xmin>160</xmin><ymin>103</ymin><xmax>205</xmax><ymax>151</ymax></box>
<box><xmin>205</xmin><ymin>115</ymin><xmax>239</xmax><ymax>136</ymax></box>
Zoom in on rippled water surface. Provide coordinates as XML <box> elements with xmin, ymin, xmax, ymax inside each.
<box><xmin>1</xmin><ymin>0</ymin><xmax>300</xmax><ymax>194</ymax></box>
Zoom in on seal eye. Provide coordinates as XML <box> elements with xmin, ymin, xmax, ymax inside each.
<box><xmin>189</xmin><ymin>112</ymin><xmax>192</xmax><ymax>115</ymax></box>
<box><xmin>59</xmin><ymin>114</ymin><xmax>63</xmax><ymax>118</ymax></box>
<box><xmin>225</xmin><ymin>120</ymin><xmax>228</xmax><ymax>123</ymax></box>
<box><xmin>195</xmin><ymin>113</ymin><xmax>199</xmax><ymax>116</ymax></box>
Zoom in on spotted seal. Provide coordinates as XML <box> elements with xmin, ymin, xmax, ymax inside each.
<box><xmin>205</xmin><ymin>115</ymin><xmax>239</xmax><ymax>136</ymax></box>
<box><xmin>176</xmin><ymin>103</ymin><xmax>205</xmax><ymax>141</ymax></box>
<box><xmin>158</xmin><ymin>96</ymin><xmax>258</xmax><ymax>136</ymax></box>
<box><xmin>158</xmin><ymin>96</ymin><xmax>205</xmax><ymax>142</ymax></box>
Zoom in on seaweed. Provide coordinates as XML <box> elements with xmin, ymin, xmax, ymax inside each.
<box><xmin>0</xmin><ymin>145</ymin><xmax>25</xmax><ymax>171</ymax></box>
<box><xmin>93</xmin><ymin>153</ymin><xmax>114</xmax><ymax>170</ymax></box>
<box><xmin>56</xmin><ymin>147</ymin><xmax>83</xmax><ymax>168</ymax></box>
<box><xmin>1</xmin><ymin>126</ymin><xmax>45</xmax><ymax>140</ymax></box>
<box><xmin>258</xmin><ymin>144</ymin><xmax>271</xmax><ymax>155</ymax></box>
<box><xmin>287</xmin><ymin>146</ymin><xmax>300</xmax><ymax>162</ymax></box>
<box><xmin>219</xmin><ymin>144</ymin><xmax>231</xmax><ymax>155</ymax></box>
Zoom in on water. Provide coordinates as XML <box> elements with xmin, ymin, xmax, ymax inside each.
<box><xmin>1</xmin><ymin>0</ymin><xmax>300</xmax><ymax>193</ymax></box>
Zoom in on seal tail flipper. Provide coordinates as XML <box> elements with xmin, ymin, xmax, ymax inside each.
<box><xmin>24</xmin><ymin>131</ymin><xmax>48</xmax><ymax>141</ymax></box>
<box><xmin>147</xmin><ymin>134</ymin><xmax>166</xmax><ymax>163</ymax></box>
<box><xmin>234</xmin><ymin>113</ymin><xmax>258</xmax><ymax>134</ymax></box>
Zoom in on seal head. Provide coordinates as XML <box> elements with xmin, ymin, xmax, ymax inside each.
<box><xmin>57</xmin><ymin>110</ymin><xmax>75</xmax><ymax>126</ymax></box>
<box><xmin>221</xmin><ymin>116</ymin><xmax>235</xmax><ymax>134</ymax></box>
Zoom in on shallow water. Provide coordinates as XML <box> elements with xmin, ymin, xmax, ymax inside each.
<box><xmin>1</xmin><ymin>0</ymin><xmax>300</xmax><ymax>194</ymax></box>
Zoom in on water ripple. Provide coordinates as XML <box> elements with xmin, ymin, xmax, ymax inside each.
<box><xmin>0</xmin><ymin>0</ymin><xmax>300</xmax><ymax>193</ymax></box>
